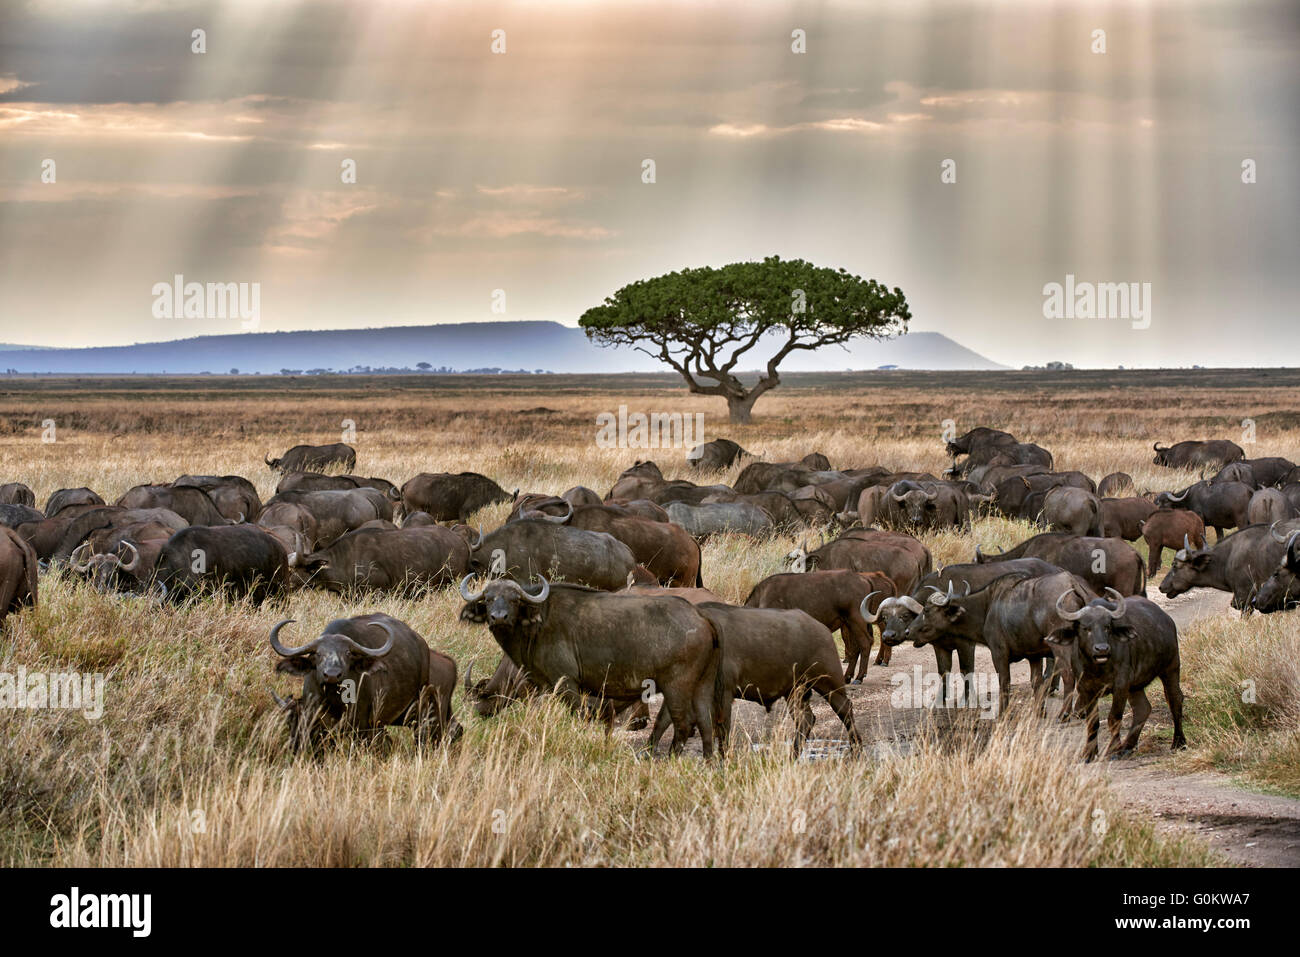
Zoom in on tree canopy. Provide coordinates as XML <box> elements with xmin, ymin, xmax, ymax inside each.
<box><xmin>579</xmin><ymin>256</ymin><xmax>910</xmax><ymax>422</ymax></box>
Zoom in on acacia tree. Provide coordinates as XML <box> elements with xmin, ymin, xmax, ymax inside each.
<box><xmin>579</xmin><ymin>256</ymin><xmax>910</xmax><ymax>423</ymax></box>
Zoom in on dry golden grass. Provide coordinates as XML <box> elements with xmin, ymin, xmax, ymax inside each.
<box><xmin>0</xmin><ymin>370</ymin><xmax>1296</xmax><ymax>866</ymax></box>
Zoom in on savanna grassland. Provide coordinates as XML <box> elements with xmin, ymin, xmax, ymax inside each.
<box><xmin>1</xmin><ymin>368</ymin><xmax>1298</xmax><ymax>867</ymax></box>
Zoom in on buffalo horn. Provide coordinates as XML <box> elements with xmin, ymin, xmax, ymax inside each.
<box><xmin>459</xmin><ymin>574</ymin><xmax>486</xmax><ymax>602</ymax></box>
<box><xmin>268</xmin><ymin>618</ymin><xmax>319</xmax><ymax>658</ymax></box>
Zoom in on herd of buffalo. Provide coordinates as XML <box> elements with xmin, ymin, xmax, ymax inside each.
<box><xmin>6</xmin><ymin>429</ymin><xmax>1299</xmax><ymax>762</ymax></box>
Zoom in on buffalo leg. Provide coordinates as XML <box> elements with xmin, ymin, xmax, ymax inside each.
<box><xmin>817</xmin><ymin>680</ymin><xmax>862</xmax><ymax>753</ymax></box>
<box><xmin>933</xmin><ymin>646</ymin><xmax>953</xmax><ymax>706</ymax></box>
<box><xmin>647</xmin><ymin>699</ymin><xmax>674</xmax><ymax>755</ymax></box>
<box><xmin>1161</xmin><ymin>668</ymin><xmax>1187</xmax><ymax>750</ymax></box>
<box><xmin>994</xmin><ymin>654</ymin><xmax>1013</xmax><ymax>717</ymax></box>
<box><xmin>691</xmin><ymin>681</ymin><xmax>715</xmax><ymax>759</ymax></box>
<box><xmin>840</xmin><ymin>625</ymin><xmax>862</xmax><ymax>684</ymax></box>
<box><xmin>1146</xmin><ymin>540</ymin><xmax>1162</xmax><ymax>577</ymax></box>
<box><xmin>1116</xmin><ymin>687</ymin><xmax>1151</xmax><ymax>756</ymax></box>
<box><xmin>957</xmin><ymin>641</ymin><xmax>977</xmax><ymax>709</ymax></box>
<box><xmin>661</xmin><ymin>688</ymin><xmax>696</xmax><ymax>756</ymax></box>
<box><xmin>788</xmin><ymin>692</ymin><xmax>816</xmax><ymax>760</ymax></box>
<box><xmin>1104</xmin><ymin>689</ymin><xmax>1128</xmax><ymax>758</ymax></box>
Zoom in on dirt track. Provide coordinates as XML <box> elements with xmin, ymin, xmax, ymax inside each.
<box><xmin>634</xmin><ymin>581</ymin><xmax>1299</xmax><ymax>867</ymax></box>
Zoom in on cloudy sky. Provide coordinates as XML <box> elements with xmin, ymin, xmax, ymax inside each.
<box><xmin>0</xmin><ymin>0</ymin><xmax>1296</xmax><ymax>367</ymax></box>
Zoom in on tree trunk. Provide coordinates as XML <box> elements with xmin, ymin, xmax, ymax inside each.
<box><xmin>726</xmin><ymin>391</ymin><xmax>762</xmax><ymax>424</ymax></box>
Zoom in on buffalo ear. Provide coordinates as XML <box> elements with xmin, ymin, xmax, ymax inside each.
<box><xmin>1190</xmin><ymin>552</ymin><xmax>1213</xmax><ymax>569</ymax></box>
<box><xmin>1044</xmin><ymin>629</ymin><xmax>1075</xmax><ymax>646</ymax></box>
<box><xmin>1112</xmin><ymin>625</ymin><xmax>1135</xmax><ymax>642</ymax></box>
<box><xmin>355</xmin><ymin>658</ymin><xmax>389</xmax><ymax>675</ymax></box>
<box><xmin>459</xmin><ymin>602</ymin><xmax>487</xmax><ymax>624</ymax></box>
<box><xmin>275</xmin><ymin>656</ymin><xmax>313</xmax><ymax>676</ymax></box>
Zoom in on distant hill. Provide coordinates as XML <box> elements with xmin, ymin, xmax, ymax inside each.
<box><xmin>0</xmin><ymin>322</ymin><xmax>1007</xmax><ymax>374</ymax></box>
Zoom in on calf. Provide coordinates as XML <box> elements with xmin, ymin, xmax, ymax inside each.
<box><xmin>1046</xmin><ymin>592</ymin><xmax>1185</xmax><ymax>761</ymax></box>
<box><xmin>1139</xmin><ymin>508</ymin><xmax>1206</xmax><ymax>576</ymax></box>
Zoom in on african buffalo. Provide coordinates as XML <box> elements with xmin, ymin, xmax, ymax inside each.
<box><xmin>174</xmin><ymin>474</ymin><xmax>263</xmax><ymax>523</ymax></box>
<box><xmin>0</xmin><ymin>483</ymin><xmax>35</xmax><ymax>507</ymax></box>
<box><xmin>1042</xmin><ymin>486</ymin><xmax>1103</xmax><ymax>536</ymax></box>
<box><xmin>1046</xmin><ymin>592</ymin><xmax>1185</xmax><ymax>761</ymax></box>
<box><xmin>904</xmin><ymin>570</ymin><xmax>1095</xmax><ymax>716</ymax></box>
<box><xmin>792</xmin><ymin>528</ymin><xmax>933</xmax><ymax>595</ymax></box>
<box><xmin>869</xmin><ymin>558</ymin><xmax>1062</xmax><ymax>706</ymax></box>
<box><xmin>1155</xmin><ymin>480</ymin><xmax>1251</xmax><ymax>540</ymax></box>
<box><xmin>1097</xmin><ymin>472</ymin><xmax>1134</xmax><ymax>498</ymax></box>
<box><xmin>661</xmin><ymin>603</ymin><xmax>862</xmax><ymax>759</ymax></box>
<box><xmin>745</xmin><ymin>569</ymin><xmax>896</xmax><ymax>682</ymax></box>
<box><xmin>264</xmin><ymin>488</ymin><xmax>389</xmax><ymax>545</ymax></box>
<box><xmin>975</xmin><ymin>532</ymin><xmax>1145</xmax><ymax>597</ymax></box>
<box><xmin>265</xmin><ymin>442</ymin><xmax>357</xmax><ymax>473</ymax></box>
<box><xmin>116</xmin><ymin>484</ymin><xmax>232</xmax><ymax>526</ymax></box>
<box><xmin>0</xmin><ymin>526</ymin><xmax>38</xmax><ymax>628</ymax></box>
<box><xmin>154</xmin><ymin>524</ymin><xmax>289</xmax><ymax>602</ymax></box>
<box><xmin>270</xmin><ymin>614</ymin><xmax>461</xmax><ymax>751</ymax></box>
<box><xmin>290</xmin><ymin>526</ymin><xmax>470</xmax><ymax>593</ymax></box>
<box><xmin>664</xmin><ymin>501</ymin><xmax>773</xmax><ymax>539</ymax></box>
<box><xmin>879</xmin><ymin>481</ymin><xmax>970</xmax><ymax>531</ymax></box>
<box><xmin>69</xmin><ymin>521</ymin><xmax>175</xmax><ymax>592</ymax></box>
<box><xmin>44</xmin><ymin>487</ymin><xmax>104</xmax><ymax>518</ymax></box>
<box><xmin>459</xmin><ymin>577</ymin><xmax>723</xmax><ymax>756</ymax></box>
<box><xmin>540</xmin><ymin>503</ymin><xmax>702</xmax><ymax>587</ymax></box>
<box><xmin>1101</xmin><ymin>497</ymin><xmax>1157</xmax><ymax>541</ymax></box>
<box><xmin>1152</xmin><ymin>439</ymin><xmax>1245</xmax><ymax>471</ymax></box>
<box><xmin>688</xmin><ymin>438</ymin><xmax>750</xmax><ymax>471</ymax></box>
<box><xmin>469</xmin><ymin>518</ymin><xmax>638</xmax><ymax>591</ymax></box>
<box><xmin>400</xmin><ymin>472</ymin><xmax>514</xmax><ymax>522</ymax></box>
<box><xmin>1139</xmin><ymin>509</ymin><xmax>1206</xmax><ymax>576</ymax></box>
<box><xmin>1159</xmin><ymin>520</ymin><xmax>1300</xmax><ymax>612</ymax></box>
<box><xmin>1247</xmin><ymin>488</ymin><xmax>1297</xmax><ymax>526</ymax></box>
<box><xmin>1252</xmin><ymin>527</ymin><xmax>1300</xmax><ymax>612</ymax></box>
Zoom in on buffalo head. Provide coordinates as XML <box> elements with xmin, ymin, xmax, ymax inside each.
<box><xmin>269</xmin><ymin>617</ymin><xmax>396</xmax><ymax>689</ymax></box>
<box><xmin>1158</xmin><ymin>534</ymin><xmax>1211</xmax><ymax>598</ymax></box>
<box><xmin>1048</xmin><ymin>588</ymin><xmax>1127</xmax><ymax>665</ymax></box>
<box><xmin>459</xmin><ymin>574</ymin><xmax>550</xmax><ymax>629</ymax></box>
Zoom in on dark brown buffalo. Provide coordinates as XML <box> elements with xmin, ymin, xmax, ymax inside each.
<box><xmin>265</xmin><ymin>442</ymin><xmax>357</xmax><ymax>473</ymax></box>
<box><xmin>469</xmin><ymin>518</ymin><xmax>638</xmax><ymax>591</ymax></box>
<box><xmin>1100</xmin><ymin>497</ymin><xmax>1157</xmax><ymax>541</ymax></box>
<box><xmin>154</xmin><ymin>524</ymin><xmax>289</xmax><ymax>602</ymax></box>
<box><xmin>174</xmin><ymin>474</ymin><xmax>263</xmax><ymax>522</ymax></box>
<box><xmin>688</xmin><ymin>438</ymin><xmax>750</xmax><ymax>471</ymax></box>
<box><xmin>290</xmin><ymin>526</ymin><xmax>469</xmax><ymax>593</ymax></box>
<box><xmin>869</xmin><ymin>558</ymin><xmax>1061</xmax><ymax>706</ymax></box>
<box><xmin>1252</xmin><ymin>527</ymin><xmax>1300</xmax><ymax>612</ymax></box>
<box><xmin>562</xmin><ymin>486</ymin><xmax>604</xmax><ymax>508</ymax></box>
<box><xmin>791</xmin><ymin>529</ymin><xmax>933</xmax><ymax>597</ymax></box>
<box><xmin>69</xmin><ymin>520</ymin><xmax>175</xmax><ymax>592</ymax></box>
<box><xmin>945</xmin><ymin>427</ymin><xmax>1016</xmax><ymax>458</ymax></box>
<box><xmin>541</xmin><ymin>503</ymin><xmax>702</xmax><ymax>587</ymax></box>
<box><xmin>275</xmin><ymin>472</ymin><xmax>399</xmax><ymax>501</ymax></box>
<box><xmin>1152</xmin><ymin>439</ymin><xmax>1245</xmax><ymax>471</ymax></box>
<box><xmin>650</xmin><ymin>603</ymin><xmax>861</xmax><ymax>759</ymax></box>
<box><xmin>975</xmin><ymin>532</ymin><xmax>1145</xmax><ymax>596</ymax></box>
<box><xmin>44</xmin><ymin>487</ymin><xmax>104</xmax><ymax>518</ymax></box>
<box><xmin>270</xmin><ymin>614</ymin><xmax>460</xmax><ymax>751</ymax></box>
<box><xmin>459</xmin><ymin>577</ymin><xmax>723</xmax><ymax>756</ymax></box>
<box><xmin>1247</xmin><ymin>488</ymin><xmax>1298</xmax><ymax>526</ymax></box>
<box><xmin>0</xmin><ymin>504</ymin><xmax>45</xmax><ymax>528</ymax></box>
<box><xmin>0</xmin><ymin>483</ymin><xmax>35</xmax><ymax>507</ymax></box>
<box><xmin>1139</xmin><ymin>509</ymin><xmax>1206</xmax><ymax>576</ymax></box>
<box><xmin>1097</xmin><ymin>472</ymin><xmax>1134</xmax><ymax>498</ymax></box>
<box><xmin>51</xmin><ymin>506</ymin><xmax>189</xmax><ymax>563</ymax></box>
<box><xmin>264</xmin><ymin>487</ymin><xmax>390</xmax><ymax>544</ymax></box>
<box><xmin>1159</xmin><ymin>519</ymin><xmax>1300</xmax><ymax>612</ymax></box>
<box><xmin>1154</xmin><ymin>480</ymin><xmax>1251</xmax><ymax>540</ymax></box>
<box><xmin>0</xmin><ymin>526</ymin><xmax>38</xmax><ymax>628</ymax></box>
<box><xmin>116</xmin><ymin>484</ymin><xmax>232</xmax><ymax>526</ymax></box>
<box><xmin>606</xmin><ymin>460</ymin><xmax>665</xmax><ymax>501</ymax></box>
<box><xmin>904</xmin><ymin>570</ymin><xmax>1095</xmax><ymax>716</ymax></box>
<box><xmin>1042</xmin><ymin>486</ymin><xmax>1103</xmax><ymax>536</ymax></box>
<box><xmin>745</xmin><ymin>569</ymin><xmax>895</xmax><ymax>682</ymax></box>
<box><xmin>400</xmin><ymin>472</ymin><xmax>513</xmax><ymax>522</ymax></box>
<box><xmin>878</xmin><ymin>480</ymin><xmax>971</xmax><ymax>532</ymax></box>
<box><xmin>256</xmin><ymin>501</ymin><xmax>321</xmax><ymax>551</ymax></box>
<box><xmin>1045</xmin><ymin>592</ymin><xmax>1185</xmax><ymax>761</ymax></box>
